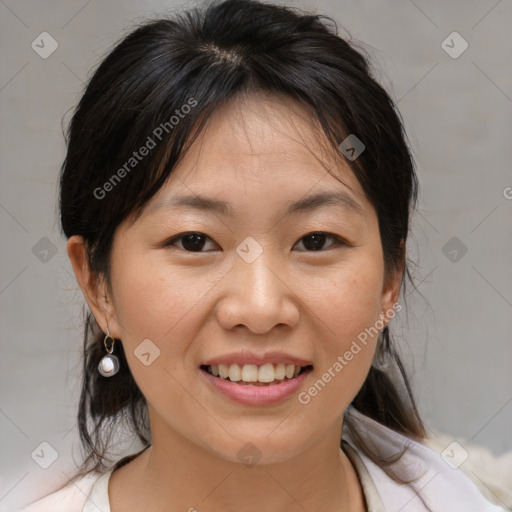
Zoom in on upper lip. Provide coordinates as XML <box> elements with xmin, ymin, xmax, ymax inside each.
<box><xmin>201</xmin><ymin>351</ymin><xmax>313</xmax><ymax>368</ymax></box>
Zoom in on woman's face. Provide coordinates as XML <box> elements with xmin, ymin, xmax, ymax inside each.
<box><xmin>78</xmin><ymin>92</ymin><xmax>401</xmax><ymax>464</ymax></box>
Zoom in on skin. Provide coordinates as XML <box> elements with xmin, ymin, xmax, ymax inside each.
<box><xmin>67</xmin><ymin>91</ymin><xmax>403</xmax><ymax>512</ymax></box>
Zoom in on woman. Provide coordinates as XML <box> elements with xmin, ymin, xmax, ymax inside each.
<box><xmin>18</xmin><ymin>0</ymin><xmax>507</xmax><ymax>510</ymax></box>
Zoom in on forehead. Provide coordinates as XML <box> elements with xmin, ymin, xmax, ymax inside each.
<box><xmin>142</xmin><ymin>92</ymin><xmax>370</xmax><ymax>221</ymax></box>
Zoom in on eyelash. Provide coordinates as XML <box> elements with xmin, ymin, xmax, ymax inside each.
<box><xmin>162</xmin><ymin>231</ymin><xmax>350</xmax><ymax>252</ymax></box>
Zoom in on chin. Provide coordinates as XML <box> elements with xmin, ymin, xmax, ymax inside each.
<box><xmin>202</xmin><ymin>432</ymin><xmax>311</xmax><ymax>467</ymax></box>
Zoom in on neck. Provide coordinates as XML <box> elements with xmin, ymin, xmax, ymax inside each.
<box><xmin>109</xmin><ymin>412</ymin><xmax>366</xmax><ymax>512</ymax></box>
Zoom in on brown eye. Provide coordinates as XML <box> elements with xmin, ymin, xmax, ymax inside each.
<box><xmin>294</xmin><ymin>232</ymin><xmax>347</xmax><ymax>251</ymax></box>
<box><xmin>163</xmin><ymin>231</ymin><xmax>348</xmax><ymax>253</ymax></box>
<box><xmin>165</xmin><ymin>232</ymin><xmax>218</xmax><ymax>252</ymax></box>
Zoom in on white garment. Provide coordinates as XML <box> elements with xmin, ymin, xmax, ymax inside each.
<box><xmin>13</xmin><ymin>407</ymin><xmax>507</xmax><ymax>512</ymax></box>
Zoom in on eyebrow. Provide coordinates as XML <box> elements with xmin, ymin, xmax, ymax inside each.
<box><xmin>150</xmin><ymin>190</ymin><xmax>364</xmax><ymax>217</ymax></box>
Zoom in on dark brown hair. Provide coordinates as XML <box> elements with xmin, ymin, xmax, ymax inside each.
<box><xmin>59</xmin><ymin>0</ymin><xmax>426</xmax><ymax>483</ymax></box>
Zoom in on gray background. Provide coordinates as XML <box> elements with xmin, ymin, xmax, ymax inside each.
<box><xmin>1</xmin><ymin>0</ymin><xmax>511</xmax><ymax>508</ymax></box>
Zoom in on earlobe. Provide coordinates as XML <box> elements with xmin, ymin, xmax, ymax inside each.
<box><xmin>380</xmin><ymin>242</ymin><xmax>405</xmax><ymax>325</ymax></box>
<box><xmin>378</xmin><ymin>287</ymin><xmax>401</xmax><ymax>334</ymax></box>
<box><xmin>381</xmin><ymin>281</ymin><xmax>401</xmax><ymax>323</ymax></box>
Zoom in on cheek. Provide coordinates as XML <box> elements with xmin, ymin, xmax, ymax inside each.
<box><xmin>295</xmin><ymin>255</ymin><xmax>383</xmax><ymax>403</ymax></box>
<box><xmin>302</xmin><ymin>255</ymin><xmax>383</xmax><ymax>343</ymax></box>
<box><xmin>328</xmin><ymin>275</ymin><xmax>382</xmax><ymax>343</ymax></box>
<box><xmin>110</xmin><ymin>253</ymin><xmax>226</xmax><ymax>367</ymax></box>
<box><xmin>109</xmin><ymin>255</ymin><xmax>211</xmax><ymax>400</ymax></box>
<box><xmin>111</xmin><ymin>255</ymin><xmax>191</xmax><ymax>333</ymax></box>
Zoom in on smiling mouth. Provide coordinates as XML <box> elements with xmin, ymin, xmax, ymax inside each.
<box><xmin>200</xmin><ymin>364</ymin><xmax>313</xmax><ymax>386</ymax></box>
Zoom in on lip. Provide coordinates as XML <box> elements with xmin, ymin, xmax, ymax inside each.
<box><xmin>201</xmin><ymin>351</ymin><xmax>313</xmax><ymax>367</ymax></box>
<box><xmin>199</xmin><ymin>366</ymin><xmax>313</xmax><ymax>406</ymax></box>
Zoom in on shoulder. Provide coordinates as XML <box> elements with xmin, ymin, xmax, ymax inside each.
<box><xmin>12</xmin><ymin>472</ymin><xmax>102</xmax><ymax>512</ymax></box>
<box><xmin>344</xmin><ymin>407</ymin><xmax>508</xmax><ymax>511</ymax></box>
<box><xmin>12</xmin><ymin>446</ymin><xmax>149</xmax><ymax>512</ymax></box>
<box><xmin>422</xmin><ymin>431</ymin><xmax>512</xmax><ymax>510</ymax></box>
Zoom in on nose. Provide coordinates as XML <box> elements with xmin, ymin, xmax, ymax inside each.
<box><xmin>215</xmin><ymin>249</ymin><xmax>300</xmax><ymax>334</ymax></box>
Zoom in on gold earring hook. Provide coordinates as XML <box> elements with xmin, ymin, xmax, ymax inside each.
<box><xmin>104</xmin><ymin>318</ymin><xmax>115</xmax><ymax>354</ymax></box>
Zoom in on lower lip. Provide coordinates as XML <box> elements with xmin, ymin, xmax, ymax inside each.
<box><xmin>199</xmin><ymin>367</ymin><xmax>313</xmax><ymax>406</ymax></box>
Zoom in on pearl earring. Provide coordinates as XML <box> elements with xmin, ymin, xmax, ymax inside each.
<box><xmin>98</xmin><ymin>322</ymin><xmax>120</xmax><ymax>377</ymax></box>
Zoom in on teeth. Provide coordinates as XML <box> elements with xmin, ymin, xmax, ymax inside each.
<box><xmin>258</xmin><ymin>363</ymin><xmax>275</xmax><ymax>383</ymax></box>
<box><xmin>218</xmin><ymin>364</ymin><xmax>229</xmax><ymax>379</ymax></box>
<box><xmin>209</xmin><ymin>363</ymin><xmax>305</xmax><ymax>384</ymax></box>
<box><xmin>241</xmin><ymin>364</ymin><xmax>258</xmax><ymax>382</ymax></box>
<box><xmin>275</xmin><ymin>363</ymin><xmax>286</xmax><ymax>380</ymax></box>
<box><xmin>228</xmin><ymin>364</ymin><xmax>242</xmax><ymax>382</ymax></box>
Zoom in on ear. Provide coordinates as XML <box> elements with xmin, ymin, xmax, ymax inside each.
<box><xmin>66</xmin><ymin>235</ymin><xmax>121</xmax><ymax>338</ymax></box>
<box><xmin>379</xmin><ymin>239</ymin><xmax>405</xmax><ymax>326</ymax></box>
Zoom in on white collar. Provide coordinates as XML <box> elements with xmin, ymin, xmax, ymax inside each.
<box><xmin>343</xmin><ymin>406</ymin><xmax>507</xmax><ymax>511</ymax></box>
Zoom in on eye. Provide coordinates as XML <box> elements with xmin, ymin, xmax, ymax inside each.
<box><xmin>163</xmin><ymin>231</ymin><xmax>349</xmax><ymax>253</ymax></box>
<box><xmin>164</xmin><ymin>232</ymin><xmax>219</xmax><ymax>252</ymax></box>
<box><xmin>293</xmin><ymin>232</ymin><xmax>348</xmax><ymax>252</ymax></box>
